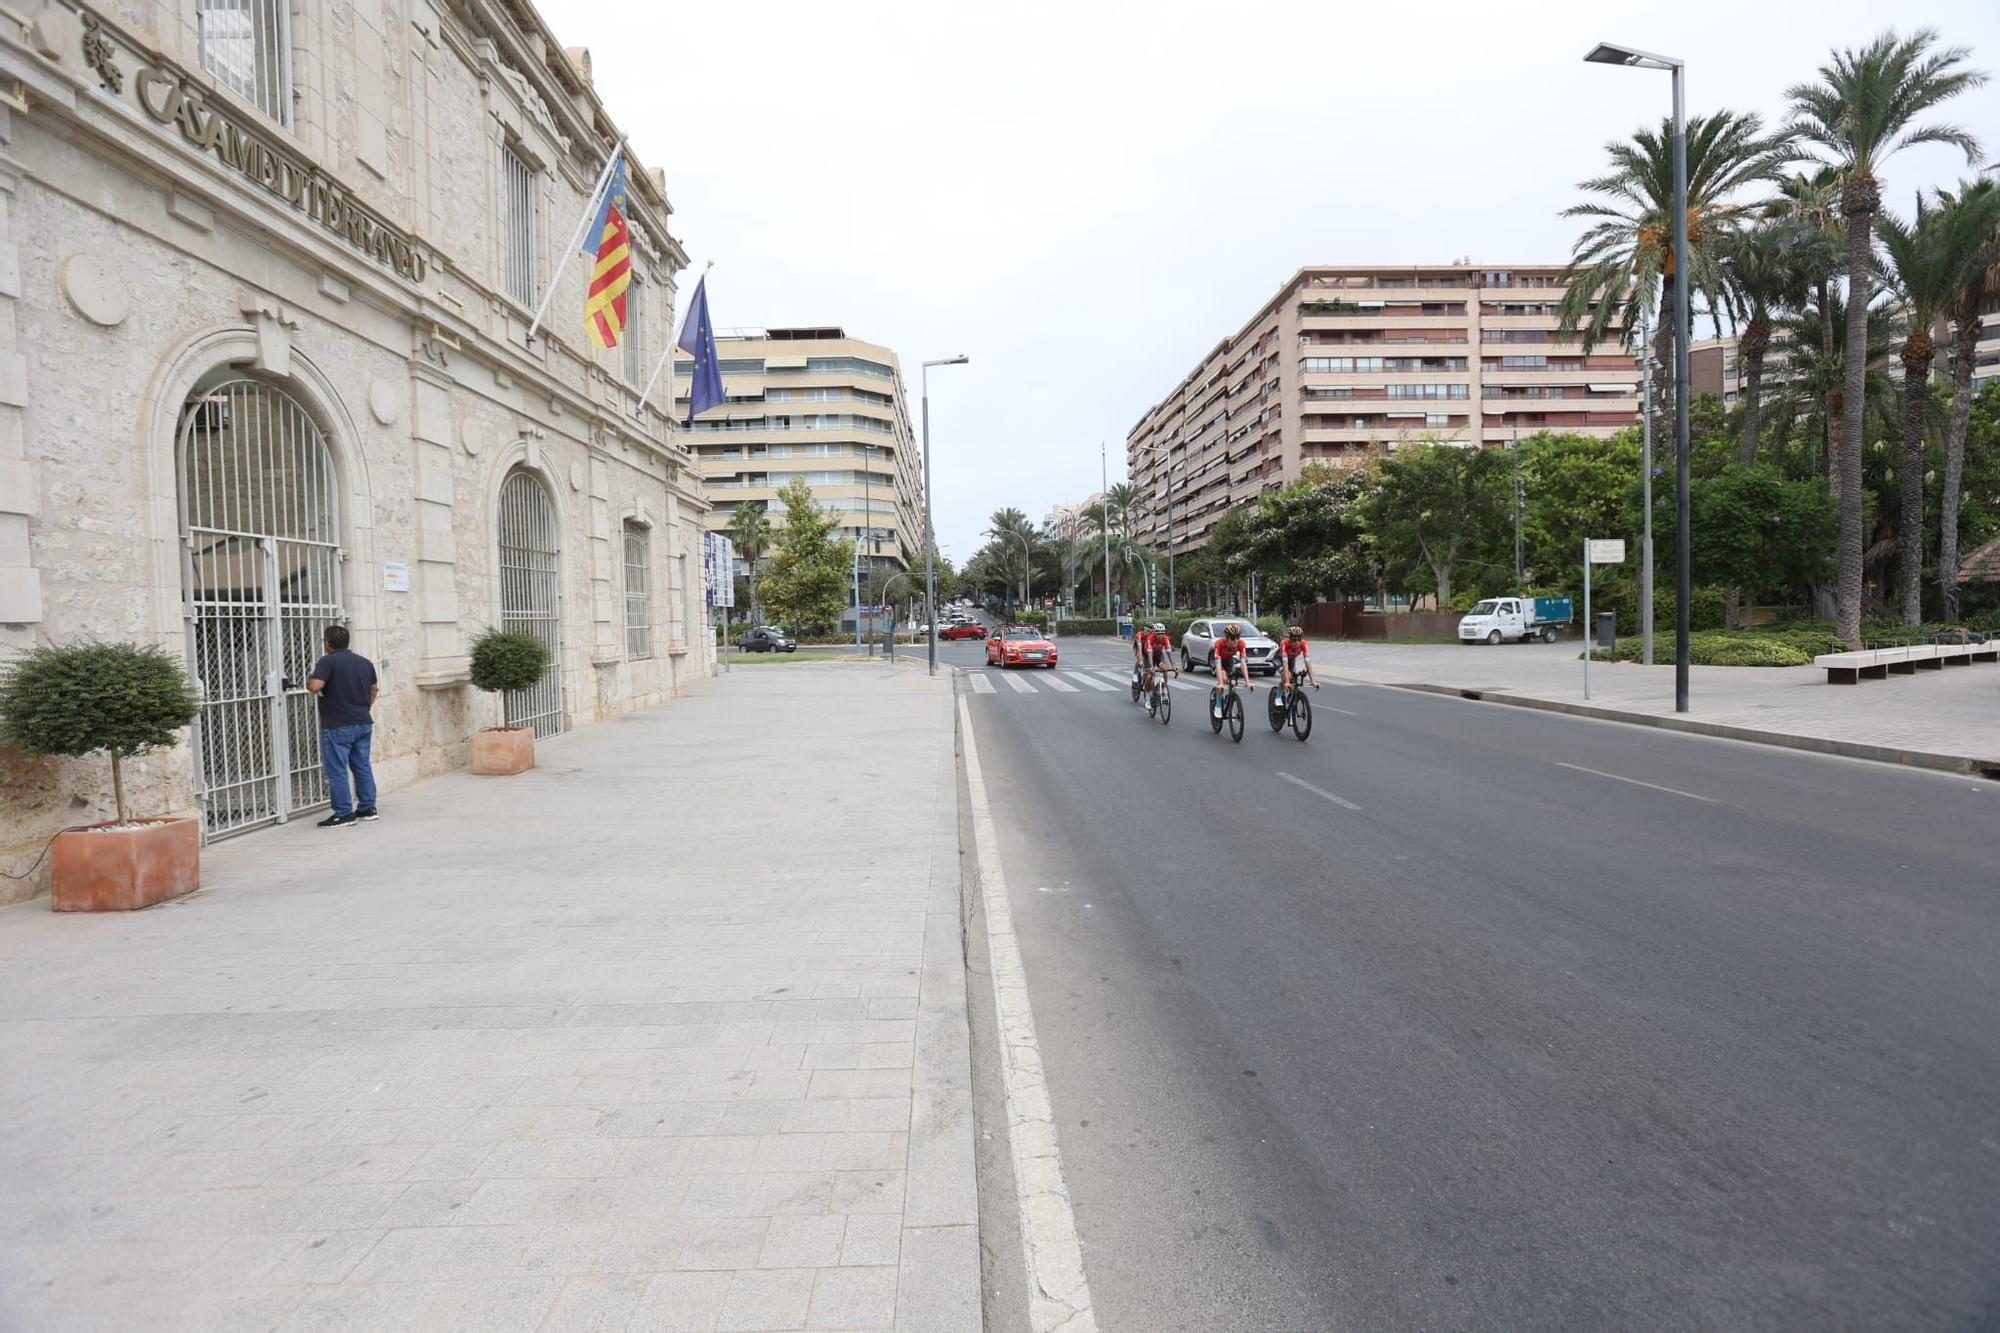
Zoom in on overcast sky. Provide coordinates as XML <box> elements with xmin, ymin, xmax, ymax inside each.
<box><xmin>553</xmin><ymin>0</ymin><xmax>2000</xmax><ymax>564</ymax></box>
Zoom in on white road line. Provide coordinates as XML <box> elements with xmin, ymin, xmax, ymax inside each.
<box><xmin>967</xmin><ymin>673</ymin><xmax>996</xmax><ymax>694</ymax></box>
<box><xmin>1002</xmin><ymin>673</ymin><xmax>1038</xmax><ymax>694</ymax></box>
<box><xmin>1276</xmin><ymin>770</ymin><xmax>1362</xmax><ymax>811</ymax></box>
<box><xmin>1042</xmin><ymin>673</ymin><xmax>1078</xmax><ymax>692</ymax></box>
<box><xmin>958</xmin><ymin>698</ymin><xmax>1098</xmax><ymax>1333</ymax></box>
<box><xmin>1170</xmin><ymin>677</ymin><xmax>1207</xmax><ymax>692</ymax></box>
<box><xmin>1555</xmin><ymin>761</ymin><xmax>1715</xmax><ymax>803</ymax></box>
<box><xmin>1065</xmin><ymin>672</ymin><xmax>1114</xmax><ymax>691</ymax></box>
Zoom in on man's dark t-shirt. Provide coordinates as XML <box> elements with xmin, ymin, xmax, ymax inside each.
<box><xmin>309</xmin><ymin>650</ymin><xmax>377</xmax><ymax>728</ymax></box>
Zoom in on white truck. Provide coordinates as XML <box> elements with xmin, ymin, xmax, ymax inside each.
<box><xmin>1457</xmin><ymin>595</ymin><xmax>1574</xmax><ymax>645</ymax></box>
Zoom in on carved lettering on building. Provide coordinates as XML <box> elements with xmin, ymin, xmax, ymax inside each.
<box><xmin>114</xmin><ymin>60</ymin><xmax>430</xmax><ymax>285</ymax></box>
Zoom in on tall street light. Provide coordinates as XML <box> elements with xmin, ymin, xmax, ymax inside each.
<box><xmin>1585</xmin><ymin>40</ymin><xmax>1690</xmax><ymax>712</ymax></box>
<box><xmin>921</xmin><ymin>355</ymin><xmax>969</xmax><ymax>676</ymax></box>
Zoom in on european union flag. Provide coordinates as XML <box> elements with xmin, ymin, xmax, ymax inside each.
<box><xmin>676</xmin><ymin>275</ymin><xmax>724</xmax><ymax>425</ymax></box>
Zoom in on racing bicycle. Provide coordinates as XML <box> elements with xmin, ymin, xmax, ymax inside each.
<box><xmin>1267</xmin><ymin>674</ymin><xmax>1315</xmax><ymax>741</ymax></box>
<box><xmin>1144</xmin><ymin>667</ymin><xmax>1174</xmax><ymax>724</ymax></box>
<box><xmin>1208</xmin><ymin>665</ymin><xmax>1249</xmax><ymax>743</ymax></box>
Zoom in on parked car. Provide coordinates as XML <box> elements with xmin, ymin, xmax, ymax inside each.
<box><xmin>987</xmin><ymin>625</ymin><xmax>1058</xmax><ymax>668</ymax></box>
<box><xmin>736</xmin><ymin>626</ymin><xmax>796</xmax><ymax>653</ymax></box>
<box><xmin>1180</xmin><ymin>618</ymin><xmax>1279</xmax><ymax>675</ymax></box>
<box><xmin>939</xmin><ymin>622</ymin><xmax>987</xmax><ymax>641</ymax></box>
<box><xmin>1457</xmin><ymin>595</ymin><xmax>1572</xmax><ymax>645</ymax></box>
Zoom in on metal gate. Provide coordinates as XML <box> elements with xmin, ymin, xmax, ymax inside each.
<box><xmin>497</xmin><ymin>468</ymin><xmax>565</xmax><ymax>737</ymax></box>
<box><xmin>178</xmin><ymin>377</ymin><xmax>344</xmax><ymax>837</ymax></box>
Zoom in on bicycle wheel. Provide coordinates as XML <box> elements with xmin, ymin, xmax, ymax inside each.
<box><xmin>1291</xmin><ymin>691</ymin><xmax>1312</xmax><ymax>741</ymax></box>
<box><xmin>1130</xmin><ymin>671</ymin><xmax>1141</xmax><ymax>703</ymax></box>
<box><xmin>1226</xmin><ymin>693</ymin><xmax>1244</xmax><ymax>743</ymax></box>
<box><xmin>1155</xmin><ymin>683</ymin><xmax>1172</xmax><ymax>724</ymax></box>
<box><xmin>1267</xmin><ymin>687</ymin><xmax>1286</xmax><ymax>731</ymax></box>
<box><xmin>1209</xmin><ymin>690</ymin><xmax>1224</xmax><ymax>734</ymax></box>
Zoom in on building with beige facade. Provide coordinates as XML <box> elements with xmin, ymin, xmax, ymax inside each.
<box><xmin>1125</xmin><ymin>265</ymin><xmax>1640</xmax><ymax>556</ymax></box>
<box><xmin>0</xmin><ymin>0</ymin><xmax>710</xmax><ymax>900</ymax></box>
<box><xmin>674</xmin><ymin>328</ymin><xmax>922</xmax><ymax>604</ymax></box>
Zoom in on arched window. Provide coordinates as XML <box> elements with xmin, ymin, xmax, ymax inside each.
<box><xmin>177</xmin><ymin>375</ymin><xmax>342</xmax><ymax>836</ymax></box>
<box><xmin>497</xmin><ymin>468</ymin><xmax>564</xmax><ymax>736</ymax></box>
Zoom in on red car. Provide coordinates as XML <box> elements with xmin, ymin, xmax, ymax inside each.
<box><xmin>939</xmin><ymin>622</ymin><xmax>987</xmax><ymax>641</ymax></box>
<box><xmin>987</xmin><ymin>625</ymin><xmax>1059</xmax><ymax>668</ymax></box>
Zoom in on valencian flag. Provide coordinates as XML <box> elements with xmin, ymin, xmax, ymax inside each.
<box><xmin>676</xmin><ymin>274</ymin><xmax>724</xmax><ymax>424</ymax></box>
<box><xmin>582</xmin><ymin>150</ymin><xmax>631</xmax><ymax>349</ymax></box>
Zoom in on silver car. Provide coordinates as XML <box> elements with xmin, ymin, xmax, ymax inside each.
<box><xmin>1180</xmin><ymin>618</ymin><xmax>1280</xmax><ymax>675</ymax></box>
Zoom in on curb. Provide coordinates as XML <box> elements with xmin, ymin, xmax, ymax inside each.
<box><xmin>898</xmin><ymin>678</ymin><xmax>984</xmax><ymax>1332</ymax></box>
<box><xmin>1386</xmin><ymin>682</ymin><xmax>2000</xmax><ymax>779</ymax></box>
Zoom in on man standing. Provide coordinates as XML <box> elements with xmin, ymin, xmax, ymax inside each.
<box><xmin>307</xmin><ymin>624</ymin><xmax>379</xmax><ymax>828</ymax></box>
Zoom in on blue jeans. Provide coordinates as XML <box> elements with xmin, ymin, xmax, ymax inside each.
<box><xmin>320</xmin><ymin>723</ymin><xmax>376</xmax><ymax>817</ymax></box>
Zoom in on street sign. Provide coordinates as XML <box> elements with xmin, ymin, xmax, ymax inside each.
<box><xmin>1586</xmin><ymin>539</ymin><xmax>1627</xmax><ymax>564</ymax></box>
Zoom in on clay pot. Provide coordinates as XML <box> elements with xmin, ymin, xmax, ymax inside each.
<box><xmin>472</xmin><ymin>725</ymin><xmax>535</xmax><ymax>776</ymax></box>
<box><xmin>50</xmin><ymin>817</ymin><xmax>200</xmax><ymax>912</ymax></box>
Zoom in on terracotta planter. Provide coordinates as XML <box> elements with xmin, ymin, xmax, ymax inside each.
<box><xmin>472</xmin><ymin>725</ymin><xmax>535</xmax><ymax>776</ymax></box>
<box><xmin>50</xmin><ymin>817</ymin><xmax>200</xmax><ymax>912</ymax></box>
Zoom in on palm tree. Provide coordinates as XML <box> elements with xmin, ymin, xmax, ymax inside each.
<box><xmin>986</xmin><ymin>507</ymin><xmax>1035</xmax><ymax>609</ymax></box>
<box><xmin>1558</xmin><ymin>111</ymin><xmax>1795</xmax><ymax>424</ymax></box>
<box><xmin>1878</xmin><ymin>188</ymin><xmax>2000</xmax><ymax>622</ymax></box>
<box><xmin>1937</xmin><ymin>179</ymin><xmax>2000</xmax><ymax>620</ymax></box>
<box><xmin>728</xmin><ymin>503</ymin><xmax>773</xmax><ymax>623</ymax></box>
<box><xmin>1719</xmin><ymin>221</ymin><xmax>1829</xmax><ymax>464</ymax></box>
<box><xmin>1787</xmin><ymin>28</ymin><xmax>1987</xmax><ymax>645</ymax></box>
<box><xmin>1767</xmin><ymin>167</ymin><xmax>1847</xmax><ymax>477</ymax></box>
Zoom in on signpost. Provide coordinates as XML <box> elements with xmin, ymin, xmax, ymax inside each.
<box><xmin>704</xmin><ymin>532</ymin><xmax>736</xmax><ymax>673</ymax></box>
<box><xmin>1583</xmin><ymin>538</ymin><xmax>1626</xmax><ymax>699</ymax></box>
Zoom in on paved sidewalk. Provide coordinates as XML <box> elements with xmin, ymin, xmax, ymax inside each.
<box><xmin>0</xmin><ymin>665</ymin><xmax>979</xmax><ymax>1332</ymax></box>
<box><xmin>1313</xmin><ymin>641</ymin><xmax>2000</xmax><ymax>773</ymax></box>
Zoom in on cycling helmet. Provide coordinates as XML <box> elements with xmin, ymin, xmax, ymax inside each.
<box><xmin>1223</xmin><ymin>623</ymin><xmax>1242</xmax><ymax>638</ymax></box>
<box><xmin>1150</xmin><ymin>622</ymin><xmax>1166</xmax><ymax>633</ymax></box>
<box><xmin>1286</xmin><ymin>626</ymin><xmax>1304</xmax><ymax>639</ymax></box>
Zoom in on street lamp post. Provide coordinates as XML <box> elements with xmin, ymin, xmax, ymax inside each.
<box><xmin>920</xmin><ymin>355</ymin><xmax>969</xmax><ymax>676</ymax></box>
<box><xmin>1586</xmin><ymin>40</ymin><xmax>1690</xmax><ymax>712</ymax></box>
<box><xmin>1000</xmin><ymin>529</ymin><xmax>1032</xmax><ymax>614</ymax></box>
<box><xmin>1509</xmin><ymin>430</ymin><xmax>1523</xmax><ymax>584</ymax></box>
<box><xmin>1638</xmin><ymin>304</ymin><xmax>1656</xmax><ymax>667</ymax></box>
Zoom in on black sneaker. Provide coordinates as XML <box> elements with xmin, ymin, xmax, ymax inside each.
<box><xmin>355</xmin><ymin>808</ymin><xmax>379</xmax><ymax>822</ymax></box>
<box><xmin>317</xmin><ymin>813</ymin><xmax>356</xmax><ymax>829</ymax></box>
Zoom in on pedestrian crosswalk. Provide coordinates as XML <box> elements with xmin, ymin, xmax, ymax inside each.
<box><xmin>963</xmin><ymin>667</ymin><xmax>1224</xmax><ymax>697</ymax></box>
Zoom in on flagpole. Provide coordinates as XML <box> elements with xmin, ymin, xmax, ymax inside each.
<box><xmin>635</xmin><ymin>260</ymin><xmax>711</xmax><ymax>418</ymax></box>
<box><xmin>525</xmin><ymin>139</ymin><xmax>625</xmax><ymax>345</ymax></box>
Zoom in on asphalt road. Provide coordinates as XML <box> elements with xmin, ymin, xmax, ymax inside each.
<box><xmin>948</xmin><ymin>634</ymin><xmax>2000</xmax><ymax>1331</ymax></box>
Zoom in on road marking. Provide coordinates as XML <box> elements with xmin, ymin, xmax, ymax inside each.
<box><xmin>967</xmin><ymin>673</ymin><xmax>996</xmax><ymax>695</ymax></box>
<box><xmin>1169</xmin><ymin>677</ymin><xmax>1206</xmax><ymax>692</ymax></box>
<box><xmin>1065</xmin><ymin>672</ymin><xmax>1114</xmax><ymax>691</ymax></box>
<box><xmin>1002</xmin><ymin>673</ymin><xmax>1038</xmax><ymax>694</ymax></box>
<box><xmin>1042</xmin><ymin>673</ymin><xmax>1078</xmax><ymax>692</ymax></box>
<box><xmin>1276</xmin><ymin>770</ymin><xmax>1362</xmax><ymax>811</ymax></box>
<box><xmin>1555</xmin><ymin>761</ymin><xmax>1715</xmax><ymax>802</ymax></box>
<box><xmin>958</xmin><ymin>698</ymin><xmax>1098</xmax><ymax>1332</ymax></box>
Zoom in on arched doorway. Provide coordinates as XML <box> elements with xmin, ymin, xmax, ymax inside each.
<box><xmin>497</xmin><ymin>467</ymin><xmax>565</xmax><ymax>737</ymax></box>
<box><xmin>177</xmin><ymin>375</ymin><xmax>345</xmax><ymax>837</ymax></box>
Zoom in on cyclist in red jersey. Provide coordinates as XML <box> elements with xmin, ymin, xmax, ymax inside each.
<box><xmin>1137</xmin><ymin>622</ymin><xmax>1172</xmax><ymax>696</ymax></box>
<box><xmin>1278</xmin><ymin>625</ymin><xmax>1317</xmax><ymax>694</ymax></box>
<box><xmin>1210</xmin><ymin>622</ymin><xmax>1254</xmax><ymax>716</ymax></box>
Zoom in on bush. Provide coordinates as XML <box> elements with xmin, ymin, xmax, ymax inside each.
<box><xmin>1054</xmin><ymin>619</ymin><xmax>1118</xmax><ymax>637</ymax></box>
<box><xmin>1015</xmin><ymin>610</ymin><xmax>1050</xmax><ymax>629</ymax></box>
<box><xmin>1612</xmin><ymin>585</ymin><xmax>1729</xmax><ymax>637</ymax></box>
<box><xmin>1605</xmin><ymin>631</ymin><xmax>1810</xmax><ymax>667</ymax></box>
<box><xmin>468</xmin><ymin>630</ymin><xmax>552</xmax><ymax>695</ymax></box>
<box><xmin>0</xmin><ymin>641</ymin><xmax>202</xmax><ymax>822</ymax></box>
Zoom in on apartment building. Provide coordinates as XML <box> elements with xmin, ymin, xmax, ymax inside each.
<box><xmin>1</xmin><ymin>0</ymin><xmax>706</xmax><ymax>898</ymax></box>
<box><xmin>1125</xmin><ymin>265</ymin><xmax>1639</xmax><ymax>556</ymax></box>
<box><xmin>675</xmin><ymin>329</ymin><xmax>922</xmax><ymax>592</ymax></box>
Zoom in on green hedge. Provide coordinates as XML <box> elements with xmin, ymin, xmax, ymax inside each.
<box><xmin>1611</xmin><ymin>586</ymin><xmax>1728</xmax><ymax>636</ymax></box>
<box><xmin>1054</xmin><ymin>619</ymin><xmax>1118</xmax><ymax>637</ymax></box>
<box><xmin>1604</xmin><ymin>631</ymin><xmax>1812</xmax><ymax>667</ymax></box>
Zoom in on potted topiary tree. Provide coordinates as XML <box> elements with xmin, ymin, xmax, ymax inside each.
<box><xmin>467</xmin><ymin>629</ymin><xmax>552</xmax><ymax>775</ymax></box>
<box><xmin>0</xmin><ymin>642</ymin><xmax>203</xmax><ymax>911</ymax></box>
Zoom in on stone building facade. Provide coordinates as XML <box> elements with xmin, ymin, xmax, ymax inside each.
<box><xmin>0</xmin><ymin>0</ymin><xmax>709</xmax><ymax>901</ymax></box>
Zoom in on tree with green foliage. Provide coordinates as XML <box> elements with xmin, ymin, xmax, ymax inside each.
<box><xmin>1935</xmin><ymin>180</ymin><xmax>2000</xmax><ymax>619</ymax></box>
<box><xmin>1516</xmin><ymin>431</ymin><xmax>1644</xmax><ymax>593</ymax></box>
<box><xmin>0</xmin><ymin>642</ymin><xmax>201</xmax><ymax>823</ymax></box>
<box><xmin>1879</xmin><ymin>185</ymin><xmax>2000</xmax><ymax>622</ymax></box>
<box><xmin>1787</xmin><ymin>27</ymin><xmax>1987</xmax><ymax>645</ymax></box>
<box><xmin>1719</xmin><ymin>221</ymin><xmax>1831</xmax><ymax>463</ymax></box>
<box><xmin>1238</xmin><ymin>466</ymin><xmax>1376</xmax><ymax>614</ymax></box>
<box><xmin>468</xmin><ymin>629</ymin><xmax>553</xmax><ymax>697</ymax></box>
<box><xmin>1692</xmin><ymin>464</ymin><xmax>1837</xmax><ymax>617</ymax></box>
<box><xmin>728</xmin><ymin>503</ymin><xmax>774</xmax><ymax>624</ymax></box>
<box><xmin>761</xmin><ymin>478</ymin><xmax>853</xmax><ymax>634</ymax></box>
<box><xmin>1361</xmin><ymin>443</ymin><xmax>1510</xmax><ymax>605</ymax></box>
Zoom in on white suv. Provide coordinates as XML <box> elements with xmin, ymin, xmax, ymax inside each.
<box><xmin>1180</xmin><ymin>619</ymin><xmax>1279</xmax><ymax>675</ymax></box>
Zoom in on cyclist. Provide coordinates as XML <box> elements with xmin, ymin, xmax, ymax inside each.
<box><xmin>1138</xmin><ymin>622</ymin><xmax>1172</xmax><ymax>697</ymax></box>
<box><xmin>1277</xmin><ymin>626</ymin><xmax>1318</xmax><ymax>695</ymax></box>
<box><xmin>1210</xmin><ymin>622</ymin><xmax>1254</xmax><ymax>717</ymax></box>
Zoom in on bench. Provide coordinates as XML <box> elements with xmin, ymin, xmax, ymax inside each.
<box><xmin>1815</xmin><ymin>641</ymin><xmax>1999</xmax><ymax>683</ymax></box>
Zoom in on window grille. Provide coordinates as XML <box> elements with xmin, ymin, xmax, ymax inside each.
<box><xmin>502</xmin><ymin>145</ymin><xmax>537</xmax><ymax>306</ymax></box>
<box><xmin>624</xmin><ymin>524</ymin><xmax>653</xmax><ymax>659</ymax></box>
